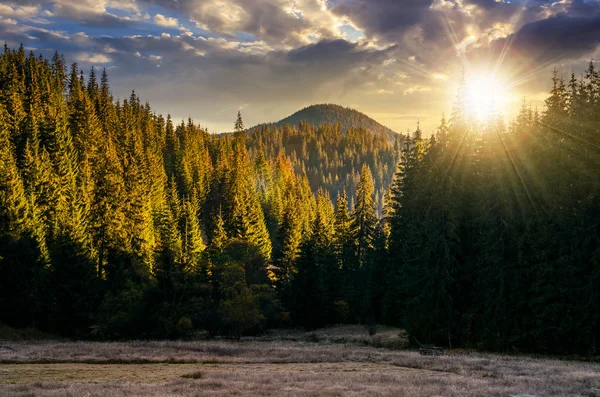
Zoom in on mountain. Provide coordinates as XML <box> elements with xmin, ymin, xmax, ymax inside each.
<box><xmin>247</xmin><ymin>118</ymin><xmax>399</xmax><ymax>217</ymax></box>
<box><xmin>219</xmin><ymin>105</ymin><xmax>402</xmax><ymax>215</ymax></box>
<box><xmin>244</xmin><ymin>104</ymin><xmax>403</xmax><ymax>216</ymax></box>
<box><xmin>272</xmin><ymin>104</ymin><xmax>398</xmax><ymax>140</ymax></box>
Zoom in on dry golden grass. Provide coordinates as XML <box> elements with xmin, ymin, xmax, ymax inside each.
<box><xmin>1</xmin><ymin>328</ymin><xmax>599</xmax><ymax>396</ymax></box>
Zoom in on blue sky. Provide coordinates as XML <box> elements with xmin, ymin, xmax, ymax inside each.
<box><xmin>1</xmin><ymin>0</ymin><xmax>599</xmax><ymax>133</ymax></box>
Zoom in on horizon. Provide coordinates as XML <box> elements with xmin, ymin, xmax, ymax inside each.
<box><xmin>1</xmin><ymin>0</ymin><xmax>599</xmax><ymax>133</ymax></box>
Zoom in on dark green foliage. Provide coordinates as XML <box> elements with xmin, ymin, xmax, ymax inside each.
<box><xmin>48</xmin><ymin>233</ymin><xmax>102</xmax><ymax>336</ymax></box>
<box><xmin>290</xmin><ymin>237</ymin><xmax>325</xmax><ymax>329</ymax></box>
<box><xmin>1</xmin><ymin>47</ymin><xmax>599</xmax><ymax>355</ymax></box>
<box><xmin>382</xmin><ymin>70</ymin><xmax>600</xmax><ymax>353</ymax></box>
<box><xmin>96</xmin><ymin>280</ymin><xmax>152</xmax><ymax>339</ymax></box>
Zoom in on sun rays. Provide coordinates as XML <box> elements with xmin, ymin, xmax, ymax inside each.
<box><xmin>464</xmin><ymin>73</ymin><xmax>510</xmax><ymax>122</ymax></box>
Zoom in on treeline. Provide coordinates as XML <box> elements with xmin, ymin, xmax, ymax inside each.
<box><xmin>0</xmin><ymin>46</ymin><xmax>598</xmax><ymax>355</ymax></box>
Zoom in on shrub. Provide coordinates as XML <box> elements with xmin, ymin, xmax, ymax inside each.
<box><xmin>176</xmin><ymin>317</ymin><xmax>193</xmax><ymax>336</ymax></box>
<box><xmin>95</xmin><ymin>281</ymin><xmax>150</xmax><ymax>339</ymax></box>
<box><xmin>221</xmin><ymin>283</ymin><xmax>263</xmax><ymax>339</ymax></box>
<box><xmin>332</xmin><ymin>300</ymin><xmax>350</xmax><ymax>324</ymax></box>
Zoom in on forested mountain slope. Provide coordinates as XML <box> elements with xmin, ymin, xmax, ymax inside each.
<box><xmin>272</xmin><ymin>104</ymin><xmax>398</xmax><ymax>140</ymax></box>
<box><xmin>245</xmin><ymin>104</ymin><xmax>403</xmax><ymax>213</ymax></box>
<box><xmin>247</xmin><ymin>122</ymin><xmax>400</xmax><ymax>216</ymax></box>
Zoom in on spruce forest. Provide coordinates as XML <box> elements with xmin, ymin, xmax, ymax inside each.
<box><xmin>1</xmin><ymin>46</ymin><xmax>600</xmax><ymax>356</ymax></box>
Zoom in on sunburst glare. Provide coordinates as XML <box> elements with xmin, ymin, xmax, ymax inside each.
<box><xmin>465</xmin><ymin>73</ymin><xmax>510</xmax><ymax>122</ymax></box>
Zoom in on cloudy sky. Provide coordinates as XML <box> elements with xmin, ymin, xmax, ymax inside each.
<box><xmin>1</xmin><ymin>0</ymin><xmax>599</xmax><ymax>133</ymax></box>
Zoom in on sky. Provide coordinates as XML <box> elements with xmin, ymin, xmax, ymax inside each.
<box><xmin>1</xmin><ymin>0</ymin><xmax>599</xmax><ymax>133</ymax></box>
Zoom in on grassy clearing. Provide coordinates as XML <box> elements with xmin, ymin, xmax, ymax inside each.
<box><xmin>257</xmin><ymin>325</ymin><xmax>410</xmax><ymax>349</ymax></box>
<box><xmin>0</xmin><ymin>326</ymin><xmax>599</xmax><ymax>396</ymax></box>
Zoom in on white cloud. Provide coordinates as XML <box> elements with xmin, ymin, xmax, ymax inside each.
<box><xmin>107</xmin><ymin>0</ymin><xmax>139</xmax><ymax>12</ymax></box>
<box><xmin>0</xmin><ymin>17</ymin><xmax>18</xmax><ymax>25</ymax></box>
<box><xmin>154</xmin><ymin>13</ymin><xmax>179</xmax><ymax>28</ymax></box>
<box><xmin>28</xmin><ymin>18</ymin><xmax>53</xmax><ymax>25</ymax></box>
<box><xmin>75</xmin><ymin>53</ymin><xmax>112</xmax><ymax>64</ymax></box>
<box><xmin>0</xmin><ymin>4</ymin><xmax>40</xmax><ymax>19</ymax></box>
<box><xmin>404</xmin><ymin>85</ymin><xmax>432</xmax><ymax>95</ymax></box>
<box><xmin>431</xmin><ymin>73</ymin><xmax>448</xmax><ymax>81</ymax></box>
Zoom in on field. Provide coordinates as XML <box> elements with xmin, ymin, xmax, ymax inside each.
<box><xmin>1</xmin><ymin>327</ymin><xmax>599</xmax><ymax>397</ymax></box>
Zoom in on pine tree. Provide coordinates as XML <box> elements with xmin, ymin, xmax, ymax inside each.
<box><xmin>545</xmin><ymin>69</ymin><xmax>568</xmax><ymax>122</ymax></box>
<box><xmin>234</xmin><ymin>110</ymin><xmax>245</xmax><ymax>134</ymax></box>
<box><xmin>181</xmin><ymin>191</ymin><xmax>206</xmax><ymax>274</ymax></box>
<box><xmin>352</xmin><ymin>164</ymin><xmax>377</xmax><ymax>268</ymax></box>
<box><xmin>226</xmin><ymin>113</ymin><xmax>272</xmax><ymax>261</ymax></box>
<box><xmin>333</xmin><ymin>189</ymin><xmax>352</xmax><ymax>264</ymax></box>
<box><xmin>210</xmin><ymin>207</ymin><xmax>227</xmax><ymax>247</ymax></box>
<box><xmin>273</xmin><ymin>199</ymin><xmax>302</xmax><ymax>287</ymax></box>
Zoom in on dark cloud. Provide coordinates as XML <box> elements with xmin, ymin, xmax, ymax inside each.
<box><xmin>139</xmin><ymin>0</ymin><xmax>321</xmax><ymax>45</ymax></box>
<box><xmin>566</xmin><ymin>0</ymin><xmax>600</xmax><ymax>17</ymax></box>
<box><xmin>1</xmin><ymin>0</ymin><xmax>46</xmax><ymax>6</ymax></box>
<box><xmin>66</xmin><ymin>13</ymin><xmax>133</xmax><ymax>29</ymax></box>
<box><xmin>0</xmin><ymin>21</ymin><xmax>35</xmax><ymax>48</ymax></box>
<box><xmin>227</xmin><ymin>0</ymin><xmax>310</xmax><ymax>43</ymax></box>
<box><xmin>462</xmin><ymin>0</ymin><xmax>532</xmax><ymax>28</ymax></box>
<box><xmin>490</xmin><ymin>14</ymin><xmax>600</xmax><ymax>65</ymax></box>
<box><xmin>286</xmin><ymin>39</ymin><xmax>393</xmax><ymax>64</ymax></box>
<box><xmin>332</xmin><ymin>0</ymin><xmax>434</xmax><ymax>43</ymax></box>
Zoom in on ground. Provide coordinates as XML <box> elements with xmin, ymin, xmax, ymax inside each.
<box><xmin>1</xmin><ymin>326</ymin><xmax>599</xmax><ymax>397</ymax></box>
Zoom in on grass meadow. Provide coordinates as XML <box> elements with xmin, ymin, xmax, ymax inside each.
<box><xmin>1</xmin><ymin>326</ymin><xmax>599</xmax><ymax>397</ymax></box>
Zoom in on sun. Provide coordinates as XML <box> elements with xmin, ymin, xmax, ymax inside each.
<box><xmin>465</xmin><ymin>73</ymin><xmax>509</xmax><ymax>122</ymax></box>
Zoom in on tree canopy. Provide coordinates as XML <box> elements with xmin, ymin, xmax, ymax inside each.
<box><xmin>0</xmin><ymin>47</ymin><xmax>598</xmax><ymax>354</ymax></box>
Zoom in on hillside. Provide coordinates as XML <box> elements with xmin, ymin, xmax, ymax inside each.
<box><xmin>272</xmin><ymin>104</ymin><xmax>398</xmax><ymax>140</ymax></box>
<box><xmin>247</xmin><ymin>121</ymin><xmax>399</xmax><ymax>217</ymax></box>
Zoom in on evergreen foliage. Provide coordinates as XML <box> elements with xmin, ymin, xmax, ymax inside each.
<box><xmin>0</xmin><ymin>47</ymin><xmax>599</xmax><ymax>354</ymax></box>
<box><xmin>272</xmin><ymin>103</ymin><xmax>397</xmax><ymax>140</ymax></box>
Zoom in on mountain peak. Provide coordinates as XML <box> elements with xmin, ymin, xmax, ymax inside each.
<box><xmin>273</xmin><ymin>104</ymin><xmax>397</xmax><ymax>139</ymax></box>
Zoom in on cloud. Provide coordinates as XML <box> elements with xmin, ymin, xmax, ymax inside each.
<box><xmin>154</xmin><ymin>13</ymin><xmax>179</xmax><ymax>28</ymax></box>
<box><xmin>0</xmin><ymin>4</ymin><xmax>40</xmax><ymax>19</ymax></box>
<box><xmin>2</xmin><ymin>0</ymin><xmax>139</xmax><ymax>28</ymax></box>
<box><xmin>332</xmin><ymin>0</ymin><xmax>435</xmax><ymax>43</ymax></box>
<box><xmin>431</xmin><ymin>73</ymin><xmax>449</xmax><ymax>81</ymax></box>
<box><xmin>286</xmin><ymin>39</ymin><xmax>392</xmax><ymax>64</ymax></box>
<box><xmin>74</xmin><ymin>34</ymin><xmax>396</xmax><ymax>129</ymax></box>
<box><xmin>139</xmin><ymin>0</ymin><xmax>344</xmax><ymax>47</ymax></box>
<box><xmin>74</xmin><ymin>53</ymin><xmax>112</xmax><ymax>64</ymax></box>
<box><xmin>404</xmin><ymin>85</ymin><xmax>432</xmax><ymax>95</ymax></box>
<box><xmin>475</xmin><ymin>12</ymin><xmax>600</xmax><ymax>73</ymax></box>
